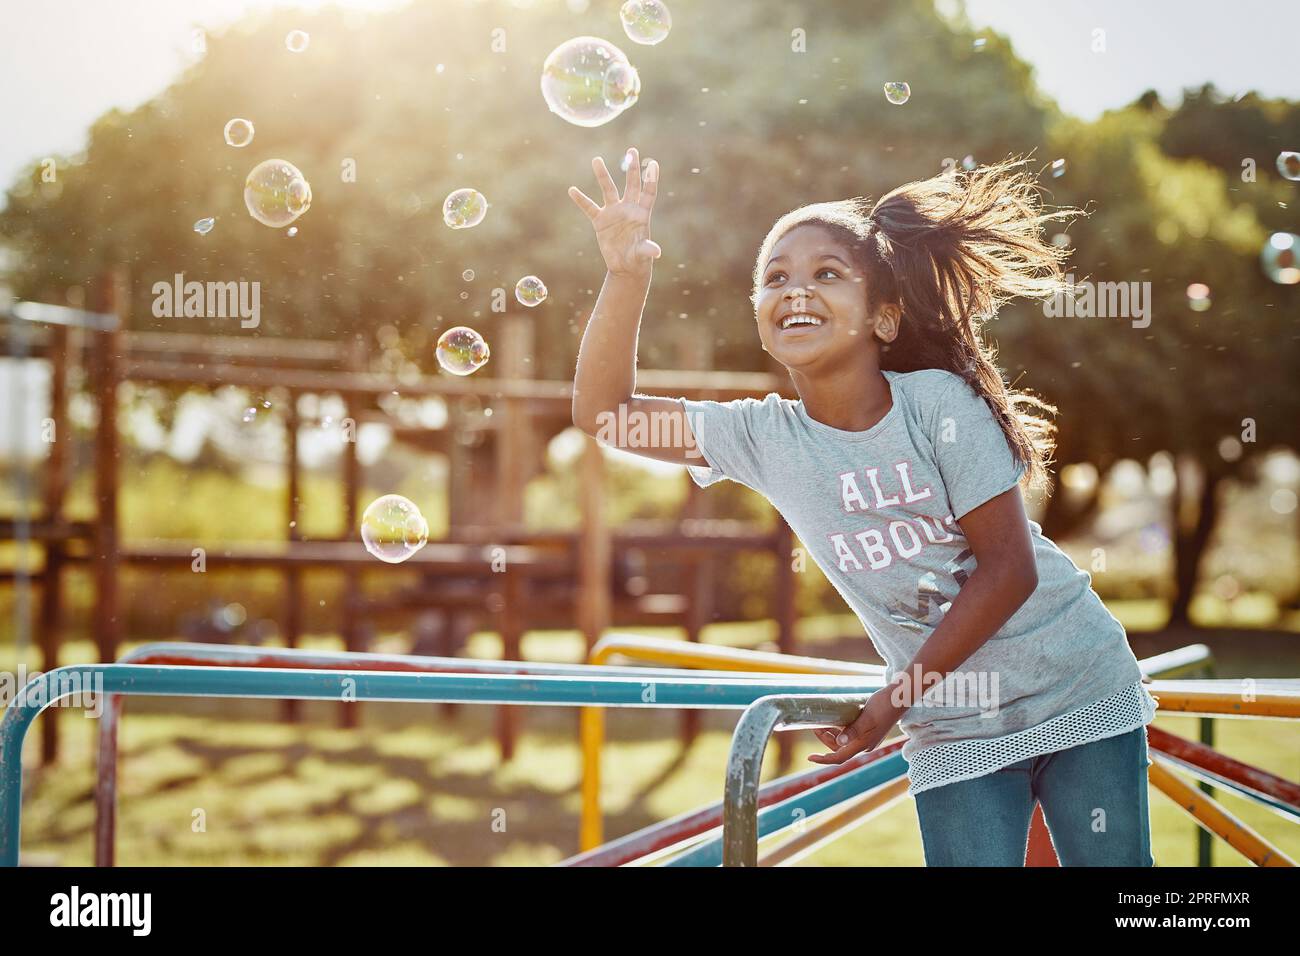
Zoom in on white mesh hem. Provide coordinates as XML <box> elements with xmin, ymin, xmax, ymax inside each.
<box><xmin>905</xmin><ymin>680</ymin><xmax>1158</xmax><ymax>797</ymax></box>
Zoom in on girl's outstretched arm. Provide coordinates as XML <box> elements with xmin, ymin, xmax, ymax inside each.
<box><xmin>569</xmin><ymin>149</ymin><xmax>701</xmax><ymax>466</ymax></box>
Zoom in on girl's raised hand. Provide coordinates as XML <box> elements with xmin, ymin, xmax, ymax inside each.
<box><xmin>568</xmin><ymin>147</ymin><xmax>662</xmax><ymax>278</ymax></box>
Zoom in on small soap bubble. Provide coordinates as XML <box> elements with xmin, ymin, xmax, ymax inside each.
<box><xmin>1277</xmin><ymin>151</ymin><xmax>1300</xmax><ymax>181</ymax></box>
<box><xmin>515</xmin><ymin>275</ymin><xmax>548</xmax><ymax>307</ymax></box>
<box><xmin>286</xmin><ymin>30</ymin><xmax>310</xmax><ymax>53</ymax></box>
<box><xmin>287</xmin><ymin>226</ymin><xmax>298</xmax><ymax>237</ymax></box>
<box><xmin>620</xmin><ymin>0</ymin><xmax>672</xmax><ymax>45</ymax></box>
<box><xmin>443</xmin><ymin>187</ymin><xmax>488</xmax><ymax>228</ymax></box>
<box><xmin>462</xmin><ymin>269</ymin><xmax>475</xmax><ymax>281</ymax></box>
<box><xmin>1050</xmin><ymin>158</ymin><xmax>1067</xmax><ymax>178</ymax></box>
<box><xmin>541</xmin><ymin>36</ymin><xmax>641</xmax><ymax>127</ymax></box>
<box><xmin>1050</xmin><ymin>233</ymin><xmax>1071</xmax><ymax>248</ymax></box>
<box><xmin>194</xmin><ymin>217</ymin><xmax>215</xmax><ymax>235</ymax></box>
<box><xmin>961</xmin><ymin>155</ymin><xmax>977</xmax><ymax>171</ymax></box>
<box><xmin>223</xmin><ymin>118</ymin><xmax>254</xmax><ymax>148</ymax></box>
<box><xmin>972</xmin><ymin>38</ymin><xmax>987</xmax><ymax>51</ymax></box>
<box><xmin>459</xmin><ymin>291</ymin><xmax>469</xmax><ymax>300</ymax></box>
<box><xmin>883</xmin><ymin>82</ymin><xmax>910</xmax><ymax>105</ymax></box>
<box><xmin>436</xmin><ymin>327</ymin><xmax>491</xmax><ymax>375</ymax></box>
<box><xmin>361</xmin><ymin>494</ymin><xmax>429</xmax><ymax>564</ymax></box>
<box><xmin>1186</xmin><ymin>283</ymin><xmax>1212</xmax><ymax>311</ymax></box>
<box><xmin>602</xmin><ymin>60</ymin><xmax>641</xmax><ymax>109</ymax></box>
<box><xmin>1261</xmin><ymin>232</ymin><xmax>1300</xmax><ymax>285</ymax></box>
<box><xmin>244</xmin><ymin>159</ymin><xmax>312</xmax><ymax>228</ymax></box>
<box><xmin>242</xmin><ymin>407</ymin><xmax>257</xmax><ymax>423</ymax></box>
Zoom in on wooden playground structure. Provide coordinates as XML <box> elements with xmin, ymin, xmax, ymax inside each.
<box><xmin>4</xmin><ymin>273</ymin><xmax>1298</xmax><ymax>868</ymax></box>
<box><xmin>0</xmin><ymin>270</ymin><xmax>802</xmax><ymax>765</ymax></box>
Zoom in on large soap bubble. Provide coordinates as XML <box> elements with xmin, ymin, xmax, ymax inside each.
<box><xmin>541</xmin><ymin>36</ymin><xmax>641</xmax><ymax>127</ymax></box>
<box><xmin>244</xmin><ymin>159</ymin><xmax>312</xmax><ymax>228</ymax></box>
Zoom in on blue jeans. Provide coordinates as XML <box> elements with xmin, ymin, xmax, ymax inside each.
<box><xmin>912</xmin><ymin>726</ymin><xmax>1154</xmax><ymax>866</ymax></box>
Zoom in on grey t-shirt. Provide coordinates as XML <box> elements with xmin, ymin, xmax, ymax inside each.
<box><xmin>679</xmin><ymin>368</ymin><xmax>1152</xmax><ymax>763</ymax></box>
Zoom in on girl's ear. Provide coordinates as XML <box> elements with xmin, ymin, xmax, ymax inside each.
<box><xmin>874</xmin><ymin>302</ymin><xmax>902</xmax><ymax>344</ymax></box>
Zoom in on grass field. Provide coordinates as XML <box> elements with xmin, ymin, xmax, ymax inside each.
<box><xmin>7</xmin><ymin>613</ymin><xmax>1300</xmax><ymax>867</ymax></box>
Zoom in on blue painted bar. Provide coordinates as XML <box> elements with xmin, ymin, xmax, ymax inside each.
<box><xmin>664</xmin><ymin>753</ymin><xmax>909</xmax><ymax>867</ymax></box>
<box><xmin>1</xmin><ymin>663</ymin><xmax>882</xmax><ymax>866</ymax></box>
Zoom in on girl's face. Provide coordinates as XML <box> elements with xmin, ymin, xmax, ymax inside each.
<box><xmin>755</xmin><ymin>224</ymin><xmax>896</xmax><ymax>371</ymax></box>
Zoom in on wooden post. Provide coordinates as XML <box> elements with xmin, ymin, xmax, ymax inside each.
<box><xmin>339</xmin><ymin>340</ymin><xmax>365</xmax><ymax>729</ymax></box>
<box><xmin>492</xmin><ymin>314</ymin><xmax>533</xmax><ymax>761</ymax></box>
<box><xmin>577</xmin><ymin>436</ymin><xmax>611</xmax><ymax>648</ymax></box>
<box><xmin>90</xmin><ymin>270</ymin><xmax>124</xmax><ymax>665</ymax></box>
<box><xmin>38</xmin><ymin>322</ymin><xmax>68</xmax><ymax>764</ymax></box>
<box><xmin>282</xmin><ymin>393</ymin><xmax>302</xmax><ymax>723</ymax></box>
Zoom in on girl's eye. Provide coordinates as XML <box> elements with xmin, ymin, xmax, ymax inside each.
<box><xmin>818</xmin><ymin>268</ymin><xmax>840</xmax><ymax>279</ymax></box>
<box><xmin>766</xmin><ymin>272</ymin><xmax>785</xmax><ymax>284</ymax></box>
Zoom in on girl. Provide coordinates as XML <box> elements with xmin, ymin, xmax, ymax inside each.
<box><xmin>568</xmin><ymin>148</ymin><xmax>1158</xmax><ymax>867</ymax></box>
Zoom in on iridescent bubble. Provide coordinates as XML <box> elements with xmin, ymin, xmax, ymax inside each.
<box><xmin>1261</xmin><ymin>232</ymin><xmax>1300</xmax><ymax>285</ymax></box>
<box><xmin>603</xmin><ymin>61</ymin><xmax>641</xmax><ymax>110</ymax></box>
<box><xmin>244</xmin><ymin>159</ymin><xmax>312</xmax><ymax>228</ymax></box>
<box><xmin>436</xmin><ymin>327</ymin><xmax>491</xmax><ymax>376</ymax></box>
<box><xmin>286</xmin><ymin>30</ymin><xmax>310</xmax><ymax>53</ymax></box>
<box><xmin>1277</xmin><ymin>151</ymin><xmax>1300</xmax><ymax>181</ymax></box>
<box><xmin>287</xmin><ymin>226</ymin><xmax>298</xmax><ymax>237</ymax></box>
<box><xmin>462</xmin><ymin>269</ymin><xmax>475</xmax><ymax>281</ymax></box>
<box><xmin>541</xmin><ymin>36</ymin><xmax>641</xmax><ymax>127</ymax></box>
<box><xmin>443</xmin><ymin>187</ymin><xmax>487</xmax><ymax>229</ymax></box>
<box><xmin>194</xmin><ymin>217</ymin><xmax>215</xmax><ymax>236</ymax></box>
<box><xmin>1050</xmin><ymin>233</ymin><xmax>1071</xmax><ymax>249</ymax></box>
<box><xmin>361</xmin><ymin>494</ymin><xmax>429</xmax><ymax>564</ymax></box>
<box><xmin>1186</xmin><ymin>283</ymin><xmax>1211</xmax><ymax>311</ymax></box>
<box><xmin>1051</xmin><ymin>158</ymin><xmax>1067</xmax><ymax>178</ymax></box>
<box><xmin>961</xmin><ymin>155</ymin><xmax>977</xmax><ymax>171</ymax></box>
<box><xmin>620</xmin><ymin>0</ymin><xmax>671</xmax><ymax>45</ymax></box>
<box><xmin>515</xmin><ymin>275</ymin><xmax>548</xmax><ymax>307</ymax></box>
<box><xmin>883</xmin><ymin>82</ymin><xmax>910</xmax><ymax>105</ymax></box>
<box><xmin>223</xmin><ymin>118</ymin><xmax>254</xmax><ymax>148</ymax></box>
<box><xmin>459</xmin><ymin>291</ymin><xmax>469</xmax><ymax>300</ymax></box>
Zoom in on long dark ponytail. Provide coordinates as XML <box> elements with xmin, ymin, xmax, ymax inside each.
<box><xmin>751</xmin><ymin>157</ymin><xmax>1080</xmax><ymax>494</ymax></box>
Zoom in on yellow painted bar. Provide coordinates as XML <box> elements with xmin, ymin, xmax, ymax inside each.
<box><xmin>1145</xmin><ymin>679</ymin><xmax>1300</xmax><ymax>719</ymax></box>
<box><xmin>580</xmin><ymin>635</ymin><xmax>884</xmax><ymax>851</ymax></box>
<box><xmin>758</xmin><ymin>776</ymin><xmax>911</xmax><ymax>867</ymax></box>
<box><xmin>1148</xmin><ymin>758</ymin><xmax>1296</xmax><ymax>867</ymax></box>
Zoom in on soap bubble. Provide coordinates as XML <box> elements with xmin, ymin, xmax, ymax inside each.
<box><xmin>1186</xmin><ymin>283</ymin><xmax>1211</xmax><ymax>311</ymax></box>
<box><xmin>961</xmin><ymin>155</ymin><xmax>977</xmax><ymax>171</ymax></box>
<box><xmin>620</xmin><ymin>0</ymin><xmax>671</xmax><ymax>45</ymax></box>
<box><xmin>1277</xmin><ymin>151</ymin><xmax>1300</xmax><ymax>181</ymax></box>
<box><xmin>244</xmin><ymin>159</ymin><xmax>312</xmax><ymax>228</ymax></box>
<box><xmin>436</xmin><ymin>327</ymin><xmax>491</xmax><ymax>375</ymax></box>
<box><xmin>223</xmin><ymin>118</ymin><xmax>254</xmax><ymax>148</ymax></box>
<box><xmin>602</xmin><ymin>61</ymin><xmax>641</xmax><ymax>110</ymax></box>
<box><xmin>242</xmin><ymin>407</ymin><xmax>257</xmax><ymax>423</ymax></box>
<box><xmin>443</xmin><ymin>187</ymin><xmax>487</xmax><ymax>229</ymax></box>
<box><xmin>287</xmin><ymin>226</ymin><xmax>298</xmax><ymax>237</ymax></box>
<box><xmin>972</xmin><ymin>38</ymin><xmax>987</xmax><ymax>52</ymax></box>
<box><xmin>883</xmin><ymin>82</ymin><xmax>910</xmax><ymax>105</ymax></box>
<box><xmin>1050</xmin><ymin>233</ymin><xmax>1071</xmax><ymax>248</ymax></box>
<box><xmin>462</xmin><ymin>269</ymin><xmax>475</xmax><ymax>281</ymax></box>
<box><xmin>361</xmin><ymin>495</ymin><xmax>429</xmax><ymax>564</ymax></box>
<box><xmin>1261</xmin><ymin>232</ymin><xmax>1300</xmax><ymax>285</ymax></box>
<box><xmin>286</xmin><ymin>30</ymin><xmax>310</xmax><ymax>53</ymax></box>
<box><xmin>1050</xmin><ymin>158</ymin><xmax>1067</xmax><ymax>178</ymax></box>
<box><xmin>541</xmin><ymin>37</ymin><xmax>641</xmax><ymax>127</ymax></box>
<box><xmin>194</xmin><ymin>217</ymin><xmax>215</xmax><ymax>236</ymax></box>
<box><xmin>515</xmin><ymin>275</ymin><xmax>548</xmax><ymax>307</ymax></box>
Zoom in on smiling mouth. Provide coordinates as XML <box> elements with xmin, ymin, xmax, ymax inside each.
<box><xmin>779</xmin><ymin>313</ymin><xmax>827</xmax><ymax>331</ymax></box>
